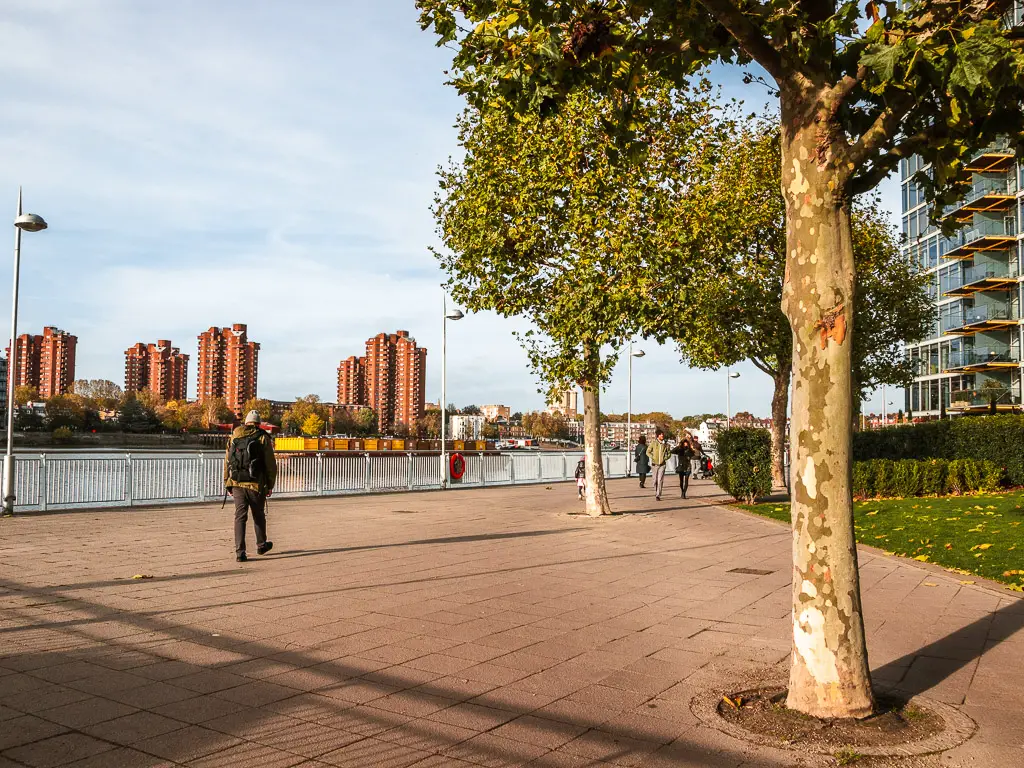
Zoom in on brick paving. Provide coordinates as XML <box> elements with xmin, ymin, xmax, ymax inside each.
<box><xmin>0</xmin><ymin>478</ymin><xmax>1022</xmax><ymax>767</ymax></box>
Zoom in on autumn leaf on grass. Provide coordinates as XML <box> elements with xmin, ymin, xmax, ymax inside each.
<box><xmin>866</xmin><ymin>510</ymin><xmax>878</xmax><ymax>516</ymax></box>
<box><xmin>944</xmin><ymin>543</ymin><xmax>953</xmax><ymax>550</ymax></box>
<box><xmin>969</xmin><ymin>543</ymin><xmax>993</xmax><ymax>551</ymax></box>
<box><xmin>913</xmin><ymin>554</ymin><xmax>930</xmax><ymax>562</ymax></box>
<box><xmin>1004</xmin><ymin>570</ymin><xmax>1024</xmax><ymax>577</ymax></box>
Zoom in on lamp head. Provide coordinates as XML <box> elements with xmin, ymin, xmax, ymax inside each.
<box><xmin>445</xmin><ymin>309</ymin><xmax>464</xmax><ymax>321</ymax></box>
<box><xmin>729</xmin><ymin>372</ymin><xmax>741</xmax><ymax>379</ymax></box>
<box><xmin>14</xmin><ymin>213</ymin><xmax>47</xmax><ymax>232</ymax></box>
<box><xmin>631</xmin><ymin>349</ymin><xmax>645</xmax><ymax>358</ymax></box>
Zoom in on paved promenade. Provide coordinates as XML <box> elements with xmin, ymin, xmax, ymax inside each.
<box><xmin>1</xmin><ymin>479</ymin><xmax>1021</xmax><ymax>767</ymax></box>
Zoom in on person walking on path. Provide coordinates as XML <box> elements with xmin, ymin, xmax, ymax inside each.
<box><xmin>671</xmin><ymin>435</ymin><xmax>697</xmax><ymax>499</ymax></box>
<box><xmin>646</xmin><ymin>428</ymin><xmax>670</xmax><ymax>501</ymax></box>
<box><xmin>224</xmin><ymin>410</ymin><xmax>278</xmax><ymax>562</ymax></box>
<box><xmin>574</xmin><ymin>457</ymin><xmax>586</xmax><ymax>500</ymax></box>
<box><xmin>634</xmin><ymin>435</ymin><xmax>651</xmax><ymax>488</ymax></box>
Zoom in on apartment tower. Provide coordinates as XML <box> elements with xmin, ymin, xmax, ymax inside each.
<box><xmin>196</xmin><ymin>324</ymin><xmax>259</xmax><ymax>415</ymax></box>
<box><xmin>124</xmin><ymin>341</ymin><xmax>189</xmax><ymax>401</ymax></box>
<box><xmin>900</xmin><ymin>5</ymin><xmax>1024</xmax><ymax>417</ymax></box>
<box><xmin>7</xmin><ymin>326</ymin><xmax>77</xmax><ymax>398</ymax></box>
<box><xmin>336</xmin><ymin>355</ymin><xmax>365</xmax><ymax>406</ymax></box>
<box><xmin>335</xmin><ymin>331</ymin><xmax>427</xmax><ymax>431</ymax></box>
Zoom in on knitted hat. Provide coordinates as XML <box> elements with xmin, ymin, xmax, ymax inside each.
<box><xmin>244</xmin><ymin>410</ymin><xmax>260</xmax><ymax>424</ymax></box>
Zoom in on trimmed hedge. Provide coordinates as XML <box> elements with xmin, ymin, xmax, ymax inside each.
<box><xmin>716</xmin><ymin>427</ymin><xmax>772</xmax><ymax>504</ymax></box>
<box><xmin>852</xmin><ymin>458</ymin><xmax>1003</xmax><ymax>499</ymax></box>
<box><xmin>853</xmin><ymin>414</ymin><xmax>1024</xmax><ymax>485</ymax></box>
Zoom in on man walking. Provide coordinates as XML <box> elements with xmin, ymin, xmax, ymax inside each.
<box><xmin>224</xmin><ymin>410</ymin><xmax>277</xmax><ymax>562</ymax></box>
<box><xmin>646</xmin><ymin>428</ymin><xmax>670</xmax><ymax>501</ymax></box>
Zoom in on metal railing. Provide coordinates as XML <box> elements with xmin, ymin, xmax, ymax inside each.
<box><xmin>947</xmin><ymin>347</ymin><xmax>1019</xmax><ymax>368</ymax></box>
<box><xmin>0</xmin><ymin>450</ymin><xmax>631</xmax><ymax>513</ymax></box>
<box><xmin>942</xmin><ymin>217</ymin><xmax>1017</xmax><ymax>253</ymax></box>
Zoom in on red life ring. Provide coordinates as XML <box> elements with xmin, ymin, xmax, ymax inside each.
<box><xmin>449</xmin><ymin>452</ymin><xmax>466</xmax><ymax>480</ymax></box>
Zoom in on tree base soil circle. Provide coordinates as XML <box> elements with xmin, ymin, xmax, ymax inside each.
<box><xmin>691</xmin><ymin>685</ymin><xmax>976</xmax><ymax>758</ymax></box>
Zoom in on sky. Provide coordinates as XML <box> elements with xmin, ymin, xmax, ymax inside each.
<box><xmin>0</xmin><ymin>1</ymin><xmax>902</xmax><ymax>419</ymax></box>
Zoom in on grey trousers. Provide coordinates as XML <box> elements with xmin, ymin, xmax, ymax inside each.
<box><xmin>232</xmin><ymin>487</ymin><xmax>268</xmax><ymax>556</ymax></box>
<box><xmin>652</xmin><ymin>465</ymin><xmax>667</xmax><ymax>498</ymax></box>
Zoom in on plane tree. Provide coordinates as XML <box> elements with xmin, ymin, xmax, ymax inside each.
<box><xmin>432</xmin><ymin>83</ymin><xmax>727</xmax><ymax>516</ymax></box>
<box><xmin>418</xmin><ymin>0</ymin><xmax>1024</xmax><ymax>717</ymax></box>
<box><xmin>654</xmin><ymin>121</ymin><xmax>932</xmax><ymax>487</ymax></box>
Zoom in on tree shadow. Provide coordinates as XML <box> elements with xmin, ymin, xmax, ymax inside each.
<box><xmin>871</xmin><ymin>597</ymin><xmax>1024</xmax><ymax>700</ymax></box>
<box><xmin>273</xmin><ymin>527</ymin><xmax>588</xmax><ymax>560</ymax></box>
<box><xmin>0</xmin><ymin>577</ymin><xmax>798</xmax><ymax>767</ymax></box>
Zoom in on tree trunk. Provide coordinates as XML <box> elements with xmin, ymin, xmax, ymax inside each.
<box><xmin>770</xmin><ymin>363</ymin><xmax>791</xmax><ymax>489</ymax></box>
<box><xmin>779</xmin><ymin>98</ymin><xmax>875</xmax><ymax>719</ymax></box>
<box><xmin>581</xmin><ymin>381</ymin><xmax>612</xmax><ymax>517</ymax></box>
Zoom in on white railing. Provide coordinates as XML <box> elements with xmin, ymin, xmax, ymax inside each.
<box><xmin>0</xmin><ymin>450</ymin><xmax>630</xmax><ymax>512</ymax></box>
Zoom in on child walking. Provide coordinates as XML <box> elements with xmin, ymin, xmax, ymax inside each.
<box><xmin>574</xmin><ymin>457</ymin><xmax>586</xmax><ymax>500</ymax></box>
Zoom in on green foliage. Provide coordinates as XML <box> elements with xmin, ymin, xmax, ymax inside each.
<box><xmin>52</xmin><ymin>426</ymin><xmax>73</xmax><ymax>443</ymax></box>
<box><xmin>433</xmin><ymin>83</ymin><xmax>719</xmax><ymax>397</ymax></box>
<box><xmin>651</xmin><ymin>121</ymin><xmax>932</xmax><ymax>402</ymax></box>
<box><xmin>892</xmin><ymin>460</ymin><xmax>923</xmax><ymax>499</ymax></box>
<box><xmin>44</xmin><ymin>395</ymin><xmax>85</xmax><ymax>431</ymax></box>
<box><xmin>853</xmin><ymin>458</ymin><xmax>1004</xmax><ymax>498</ymax></box>
<box><xmin>852</xmin><ymin>460</ymin><xmax>876</xmax><ymax>499</ymax></box>
<box><xmin>281</xmin><ymin>395</ymin><xmax>329</xmax><ymax>436</ymax></box>
<box><xmin>117</xmin><ymin>395</ymin><xmax>160</xmax><ymax>433</ymax></box>
<box><xmin>854</xmin><ymin>415</ymin><xmax>1024</xmax><ymax>486</ymax></box>
<box><xmin>715</xmin><ymin>427</ymin><xmax>772</xmax><ymax>504</ymax></box>
<box><xmin>920</xmin><ymin>460</ymin><xmax>949</xmax><ymax>497</ymax></box>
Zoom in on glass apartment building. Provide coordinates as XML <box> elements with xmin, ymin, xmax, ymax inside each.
<box><xmin>902</xmin><ymin>3</ymin><xmax>1024</xmax><ymax>417</ymax></box>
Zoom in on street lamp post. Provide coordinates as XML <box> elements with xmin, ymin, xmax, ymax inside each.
<box><xmin>626</xmin><ymin>343</ymin><xmax>645</xmax><ymax>475</ymax></box>
<box><xmin>3</xmin><ymin>189</ymin><xmax>47</xmax><ymax>517</ymax></box>
<box><xmin>439</xmin><ymin>299</ymin><xmax>463</xmax><ymax>489</ymax></box>
<box><xmin>726</xmin><ymin>369</ymin><xmax>741</xmax><ymax>428</ymax></box>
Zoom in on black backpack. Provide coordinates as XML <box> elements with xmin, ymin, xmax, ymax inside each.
<box><xmin>228</xmin><ymin>430</ymin><xmax>267</xmax><ymax>485</ymax></box>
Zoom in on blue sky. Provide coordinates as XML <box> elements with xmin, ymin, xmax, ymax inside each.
<box><xmin>0</xmin><ymin>1</ymin><xmax>901</xmax><ymax>418</ymax></box>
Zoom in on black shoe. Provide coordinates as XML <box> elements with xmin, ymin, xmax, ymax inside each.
<box><xmin>236</xmin><ymin>553</ymin><xmax>247</xmax><ymax>562</ymax></box>
<box><xmin>257</xmin><ymin>541</ymin><xmax>274</xmax><ymax>555</ymax></box>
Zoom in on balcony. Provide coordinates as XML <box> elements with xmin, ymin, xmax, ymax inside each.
<box><xmin>944</xmin><ymin>175</ymin><xmax>1018</xmax><ymax>220</ymax></box>
<box><xmin>942</xmin><ymin>304</ymin><xmax>1019</xmax><ymax>335</ymax></box>
<box><xmin>946</xmin><ymin>347</ymin><xmax>1020</xmax><ymax>372</ymax></box>
<box><xmin>942</xmin><ymin>217</ymin><xmax>1018</xmax><ymax>259</ymax></box>
<box><xmin>963</xmin><ymin>140</ymin><xmax>1016</xmax><ymax>173</ymax></box>
<box><xmin>949</xmin><ymin>387</ymin><xmax>1022</xmax><ymax>412</ymax></box>
<box><xmin>943</xmin><ymin>261</ymin><xmax>1019</xmax><ymax>296</ymax></box>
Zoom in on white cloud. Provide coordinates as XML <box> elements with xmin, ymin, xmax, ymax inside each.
<box><xmin>0</xmin><ymin>1</ymin><xmax>903</xmax><ymax>419</ymax></box>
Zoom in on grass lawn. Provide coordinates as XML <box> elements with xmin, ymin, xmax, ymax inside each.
<box><xmin>740</xmin><ymin>492</ymin><xmax>1024</xmax><ymax>591</ymax></box>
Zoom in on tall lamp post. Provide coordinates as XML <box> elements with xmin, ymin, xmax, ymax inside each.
<box><xmin>626</xmin><ymin>343</ymin><xmax>645</xmax><ymax>475</ymax></box>
<box><xmin>4</xmin><ymin>190</ymin><xmax>48</xmax><ymax>517</ymax></box>
<box><xmin>725</xmin><ymin>370</ymin><xmax>740</xmax><ymax>428</ymax></box>
<box><xmin>439</xmin><ymin>299</ymin><xmax>463</xmax><ymax>489</ymax></box>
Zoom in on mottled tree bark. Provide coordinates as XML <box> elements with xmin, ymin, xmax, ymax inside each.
<box><xmin>770</xmin><ymin>363</ymin><xmax>791</xmax><ymax>489</ymax></box>
<box><xmin>780</xmin><ymin>93</ymin><xmax>875</xmax><ymax>718</ymax></box>
<box><xmin>580</xmin><ymin>381</ymin><xmax>612</xmax><ymax>516</ymax></box>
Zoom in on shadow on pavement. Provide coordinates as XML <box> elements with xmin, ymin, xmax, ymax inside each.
<box><xmin>872</xmin><ymin>598</ymin><xmax>1024</xmax><ymax>699</ymax></box>
<box><xmin>274</xmin><ymin>527</ymin><xmax>588</xmax><ymax>560</ymax></box>
<box><xmin>0</xmin><ymin>577</ymin><xmax>798</xmax><ymax>767</ymax></box>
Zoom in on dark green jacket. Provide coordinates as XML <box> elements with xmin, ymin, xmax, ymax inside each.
<box><xmin>224</xmin><ymin>425</ymin><xmax>277</xmax><ymax>492</ymax></box>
